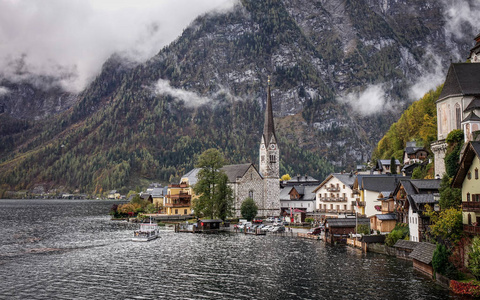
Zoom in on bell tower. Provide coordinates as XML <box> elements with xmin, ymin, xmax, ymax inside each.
<box><xmin>259</xmin><ymin>77</ymin><xmax>279</xmax><ymax>178</ymax></box>
<box><xmin>259</xmin><ymin>77</ymin><xmax>280</xmax><ymax>217</ymax></box>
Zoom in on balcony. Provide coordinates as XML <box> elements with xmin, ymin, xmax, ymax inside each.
<box><xmin>351</xmin><ymin>201</ymin><xmax>365</xmax><ymax>207</ymax></box>
<box><xmin>326</xmin><ymin>186</ymin><xmax>340</xmax><ymax>192</ymax></box>
<box><xmin>320</xmin><ymin>197</ymin><xmax>347</xmax><ymax>202</ymax></box>
<box><xmin>464</xmin><ymin>224</ymin><xmax>480</xmax><ymax>235</ymax></box>
<box><xmin>462</xmin><ymin>202</ymin><xmax>480</xmax><ymax>212</ymax></box>
<box><xmin>165</xmin><ymin>201</ymin><xmax>191</xmax><ymax>208</ymax></box>
<box><xmin>167</xmin><ymin>192</ymin><xmax>191</xmax><ymax>200</ymax></box>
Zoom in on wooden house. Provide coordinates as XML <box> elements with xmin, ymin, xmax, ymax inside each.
<box><xmin>409</xmin><ymin>242</ymin><xmax>437</xmax><ymax>277</ymax></box>
<box><xmin>393</xmin><ymin>240</ymin><xmax>418</xmax><ymax>260</ymax></box>
<box><xmin>324</xmin><ymin>217</ymin><xmax>369</xmax><ymax>244</ymax></box>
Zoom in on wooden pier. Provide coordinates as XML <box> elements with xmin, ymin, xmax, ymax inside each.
<box><xmin>297</xmin><ymin>233</ymin><xmax>322</xmax><ymax>240</ymax></box>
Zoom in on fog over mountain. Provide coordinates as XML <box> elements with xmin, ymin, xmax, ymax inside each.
<box><xmin>0</xmin><ymin>0</ymin><xmax>236</xmax><ymax>93</ymax></box>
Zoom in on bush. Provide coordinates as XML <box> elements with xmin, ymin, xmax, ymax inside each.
<box><xmin>469</xmin><ymin>237</ymin><xmax>480</xmax><ymax>280</ymax></box>
<box><xmin>385</xmin><ymin>224</ymin><xmax>409</xmax><ymax>246</ymax></box>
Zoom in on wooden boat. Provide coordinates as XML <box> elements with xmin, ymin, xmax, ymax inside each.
<box><xmin>132</xmin><ymin>223</ymin><xmax>159</xmax><ymax>242</ymax></box>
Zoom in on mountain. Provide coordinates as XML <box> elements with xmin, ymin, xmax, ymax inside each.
<box><xmin>0</xmin><ymin>0</ymin><xmax>476</xmax><ymax>196</ymax></box>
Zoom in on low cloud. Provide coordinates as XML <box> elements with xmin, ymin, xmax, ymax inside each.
<box><xmin>154</xmin><ymin>79</ymin><xmax>213</xmax><ymax>107</ymax></box>
<box><xmin>408</xmin><ymin>48</ymin><xmax>447</xmax><ymax>100</ymax></box>
<box><xmin>0</xmin><ymin>0</ymin><xmax>237</xmax><ymax>93</ymax></box>
<box><xmin>338</xmin><ymin>84</ymin><xmax>392</xmax><ymax>116</ymax></box>
<box><xmin>442</xmin><ymin>0</ymin><xmax>480</xmax><ymax>42</ymax></box>
<box><xmin>0</xmin><ymin>86</ymin><xmax>10</xmax><ymax>96</ymax></box>
<box><xmin>153</xmin><ymin>79</ymin><xmax>243</xmax><ymax>108</ymax></box>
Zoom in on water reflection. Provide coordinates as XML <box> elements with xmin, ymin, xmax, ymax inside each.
<box><xmin>0</xmin><ymin>200</ymin><xmax>462</xmax><ymax>299</ymax></box>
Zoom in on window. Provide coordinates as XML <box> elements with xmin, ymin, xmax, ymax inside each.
<box><xmin>455</xmin><ymin>103</ymin><xmax>461</xmax><ymax>129</ymax></box>
<box><xmin>476</xmin><ymin>168</ymin><xmax>479</xmax><ymax>180</ymax></box>
<box><xmin>343</xmin><ymin>185</ymin><xmax>345</xmax><ymax>189</ymax></box>
<box><xmin>468</xmin><ymin>172</ymin><xmax>472</xmax><ymax>180</ymax></box>
<box><xmin>184</xmin><ymin>209</ymin><xmax>187</xmax><ymax>215</ymax></box>
<box><xmin>249</xmin><ymin>190</ymin><xmax>254</xmax><ymax>200</ymax></box>
<box><xmin>468</xmin><ymin>193</ymin><xmax>471</xmax><ymax>202</ymax></box>
<box><xmin>270</xmin><ymin>155</ymin><xmax>276</xmax><ymax>163</ymax></box>
<box><xmin>175</xmin><ymin>209</ymin><xmax>178</xmax><ymax>214</ymax></box>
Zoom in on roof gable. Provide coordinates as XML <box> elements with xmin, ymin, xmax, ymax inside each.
<box><xmin>221</xmin><ymin>163</ymin><xmax>258</xmax><ymax>182</ymax></box>
<box><xmin>439</xmin><ymin>63</ymin><xmax>480</xmax><ymax>100</ymax></box>
<box><xmin>453</xmin><ymin>141</ymin><xmax>480</xmax><ymax>187</ymax></box>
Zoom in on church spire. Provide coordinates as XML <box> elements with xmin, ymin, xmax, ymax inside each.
<box><xmin>263</xmin><ymin>76</ymin><xmax>276</xmax><ymax>145</ymax></box>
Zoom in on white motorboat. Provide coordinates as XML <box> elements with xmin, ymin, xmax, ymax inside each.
<box><xmin>132</xmin><ymin>223</ymin><xmax>159</xmax><ymax>242</ymax></box>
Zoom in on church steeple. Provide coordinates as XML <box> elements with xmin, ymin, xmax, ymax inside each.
<box><xmin>259</xmin><ymin>76</ymin><xmax>279</xmax><ymax>178</ymax></box>
<box><xmin>263</xmin><ymin>76</ymin><xmax>276</xmax><ymax>145</ymax></box>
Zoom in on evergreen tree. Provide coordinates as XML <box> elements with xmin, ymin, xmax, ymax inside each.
<box><xmin>390</xmin><ymin>156</ymin><xmax>397</xmax><ymax>174</ymax></box>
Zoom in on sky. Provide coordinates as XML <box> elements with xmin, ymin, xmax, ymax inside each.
<box><xmin>0</xmin><ymin>0</ymin><xmax>237</xmax><ymax>93</ymax></box>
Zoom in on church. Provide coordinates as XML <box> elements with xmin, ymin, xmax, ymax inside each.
<box><xmin>181</xmin><ymin>78</ymin><xmax>281</xmax><ymax>218</ymax></box>
<box><xmin>432</xmin><ymin>33</ymin><xmax>480</xmax><ymax>176</ymax></box>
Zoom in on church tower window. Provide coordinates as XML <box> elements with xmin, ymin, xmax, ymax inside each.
<box><xmin>455</xmin><ymin>103</ymin><xmax>461</xmax><ymax>129</ymax></box>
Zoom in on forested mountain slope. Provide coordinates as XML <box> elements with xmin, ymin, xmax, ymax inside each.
<box><xmin>0</xmin><ymin>0</ymin><xmax>476</xmax><ymax>195</ymax></box>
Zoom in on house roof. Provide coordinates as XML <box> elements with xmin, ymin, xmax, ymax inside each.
<box><xmin>361</xmin><ymin>175</ymin><xmax>405</xmax><ymax>192</ymax></box>
<box><xmin>401</xmin><ymin>163</ymin><xmax>419</xmax><ymax>173</ymax></box>
<box><xmin>410</xmin><ymin>194</ymin><xmax>437</xmax><ymax>204</ymax></box>
<box><xmin>287</xmin><ymin>174</ymin><xmax>319</xmax><ymax>183</ymax></box>
<box><xmin>438</xmin><ymin>63</ymin><xmax>480</xmax><ymax>100</ymax></box>
<box><xmin>462</xmin><ymin>111</ymin><xmax>480</xmax><ymax>123</ymax></box>
<box><xmin>393</xmin><ymin>239</ymin><xmax>419</xmax><ymax>250</ymax></box>
<box><xmin>409</xmin><ymin>242</ymin><xmax>437</xmax><ymax>265</ymax></box>
<box><xmin>280</xmin><ymin>185</ymin><xmax>316</xmax><ymax>201</ymax></box>
<box><xmin>221</xmin><ymin>163</ymin><xmax>258</xmax><ymax>182</ymax></box>
<box><xmin>453</xmin><ymin>141</ymin><xmax>480</xmax><ymax>188</ymax></box>
<box><xmin>151</xmin><ymin>187</ymin><xmax>165</xmax><ymax>197</ymax></box>
<box><xmin>313</xmin><ymin>173</ymin><xmax>356</xmax><ymax>192</ymax></box>
<box><xmin>378</xmin><ymin>159</ymin><xmax>401</xmax><ymax>167</ymax></box>
<box><xmin>376</xmin><ymin>213</ymin><xmax>397</xmax><ymax>221</ymax></box>
<box><xmin>360</xmin><ymin>235</ymin><xmax>386</xmax><ymax>243</ymax></box>
<box><xmin>405</xmin><ymin>147</ymin><xmax>426</xmax><ymax>155</ymax></box>
<box><xmin>182</xmin><ymin>168</ymin><xmax>201</xmax><ymax>186</ymax></box>
<box><xmin>409</xmin><ymin>179</ymin><xmax>441</xmax><ymax>191</ymax></box>
<box><xmin>326</xmin><ymin>218</ymin><xmax>369</xmax><ymax>228</ymax></box>
<box><xmin>464</xmin><ymin>97</ymin><xmax>480</xmax><ymax>112</ymax></box>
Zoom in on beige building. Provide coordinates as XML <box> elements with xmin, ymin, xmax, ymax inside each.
<box><xmin>314</xmin><ymin>173</ymin><xmax>357</xmax><ymax>220</ymax></box>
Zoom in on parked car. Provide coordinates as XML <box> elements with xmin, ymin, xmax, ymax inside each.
<box><xmin>253</xmin><ymin>218</ymin><xmax>263</xmax><ymax>224</ymax></box>
<box><xmin>271</xmin><ymin>226</ymin><xmax>285</xmax><ymax>232</ymax></box>
<box><xmin>266</xmin><ymin>217</ymin><xmax>275</xmax><ymax>222</ymax></box>
<box><xmin>262</xmin><ymin>225</ymin><xmax>274</xmax><ymax>232</ymax></box>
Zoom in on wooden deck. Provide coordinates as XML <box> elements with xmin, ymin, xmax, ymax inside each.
<box><xmin>297</xmin><ymin>233</ymin><xmax>321</xmax><ymax>240</ymax></box>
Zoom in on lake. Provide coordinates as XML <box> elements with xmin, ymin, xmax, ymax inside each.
<box><xmin>0</xmin><ymin>199</ymin><xmax>463</xmax><ymax>299</ymax></box>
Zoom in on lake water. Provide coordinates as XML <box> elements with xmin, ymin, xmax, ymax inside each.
<box><xmin>0</xmin><ymin>199</ymin><xmax>464</xmax><ymax>299</ymax></box>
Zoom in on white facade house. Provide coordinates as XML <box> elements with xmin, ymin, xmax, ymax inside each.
<box><xmin>314</xmin><ymin>173</ymin><xmax>357</xmax><ymax>219</ymax></box>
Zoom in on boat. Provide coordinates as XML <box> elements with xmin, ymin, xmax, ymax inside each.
<box><xmin>132</xmin><ymin>222</ymin><xmax>159</xmax><ymax>242</ymax></box>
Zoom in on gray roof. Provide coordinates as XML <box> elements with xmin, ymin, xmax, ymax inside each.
<box><xmin>464</xmin><ymin>97</ymin><xmax>480</xmax><ymax>112</ymax></box>
<box><xmin>393</xmin><ymin>240</ymin><xmax>419</xmax><ymax>250</ymax></box>
<box><xmin>182</xmin><ymin>168</ymin><xmax>201</xmax><ymax>186</ymax></box>
<box><xmin>410</xmin><ymin>194</ymin><xmax>437</xmax><ymax>204</ymax></box>
<box><xmin>462</xmin><ymin>111</ymin><xmax>480</xmax><ymax>123</ymax></box>
<box><xmin>326</xmin><ymin>218</ymin><xmax>369</xmax><ymax>228</ymax></box>
<box><xmin>376</xmin><ymin>213</ymin><xmax>397</xmax><ymax>221</ymax></box>
<box><xmin>335</xmin><ymin>173</ymin><xmax>356</xmax><ymax>187</ymax></box>
<box><xmin>409</xmin><ymin>179</ymin><xmax>441</xmax><ymax>191</ymax></box>
<box><xmin>409</xmin><ymin>242</ymin><xmax>437</xmax><ymax>265</ymax></box>
<box><xmin>221</xmin><ymin>163</ymin><xmax>256</xmax><ymax>182</ymax></box>
<box><xmin>361</xmin><ymin>175</ymin><xmax>405</xmax><ymax>192</ymax></box>
<box><xmin>280</xmin><ymin>185</ymin><xmax>316</xmax><ymax>201</ymax></box>
<box><xmin>287</xmin><ymin>175</ymin><xmax>319</xmax><ymax>183</ymax></box>
<box><xmin>439</xmin><ymin>63</ymin><xmax>480</xmax><ymax>100</ymax></box>
<box><xmin>405</xmin><ymin>147</ymin><xmax>425</xmax><ymax>155</ymax></box>
<box><xmin>151</xmin><ymin>187</ymin><xmax>164</xmax><ymax>197</ymax></box>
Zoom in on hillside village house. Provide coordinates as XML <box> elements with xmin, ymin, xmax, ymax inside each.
<box><xmin>353</xmin><ymin>175</ymin><xmax>405</xmax><ymax>218</ymax></box>
<box><xmin>453</xmin><ymin>141</ymin><xmax>480</xmax><ymax>235</ymax></box>
<box><xmin>108</xmin><ymin>190</ymin><xmax>120</xmax><ymax>199</ymax></box>
<box><xmin>280</xmin><ymin>185</ymin><xmax>316</xmax><ymax>220</ymax></box>
<box><xmin>313</xmin><ymin>173</ymin><xmax>357</xmax><ymax>222</ymax></box>
<box><xmin>431</xmin><ymin>34</ymin><xmax>480</xmax><ymax>176</ymax></box>
<box><xmin>369</xmin><ymin>191</ymin><xmax>396</xmax><ymax>234</ymax></box>
<box><xmin>165</xmin><ymin>181</ymin><xmax>193</xmax><ymax>216</ymax></box>
<box><xmin>375</xmin><ymin>159</ymin><xmax>401</xmax><ymax>174</ymax></box>
<box><xmin>392</xmin><ymin>179</ymin><xmax>440</xmax><ymax>242</ymax></box>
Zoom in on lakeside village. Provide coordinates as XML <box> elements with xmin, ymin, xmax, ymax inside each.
<box><xmin>109</xmin><ymin>33</ymin><xmax>480</xmax><ymax>296</ymax></box>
